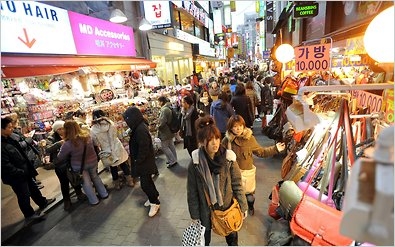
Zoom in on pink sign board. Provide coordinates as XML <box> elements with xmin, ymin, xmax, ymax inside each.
<box><xmin>68</xmin><ymin>11</ymin><xmax>136</xmax><ymax>56</ymax></box>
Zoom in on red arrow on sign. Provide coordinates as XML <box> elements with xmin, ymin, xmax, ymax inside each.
<box><xmin>18</xmin><ymin>28</ymin><xmax>36</xmax><ymax>48</ymax></box>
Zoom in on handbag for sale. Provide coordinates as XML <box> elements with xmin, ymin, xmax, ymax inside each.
<box><xmin>290</xmin><ymin>195</ymin><xmax>353</xmax><ymax>246</ymax></box>
<box><xmin>66</xmin><ymin>144</ymin><xmax>86</xmax><ymax>187</ymax></box>
<box><xmin>181</xmin><ymin>220</ymin><xmax>206</xmax><ymax>246</ymax></box>
<box><xmin>278</xmin><ymin>180</ymin><xmax>303</xmax><ymax>220</ymax></box>
<box><xmin>268</xmin><ymin>182</ymin><xmax>281</xmax><ymax>220</ymax></box>
<box><xmin>211</xmin><ymin>198</ymin><xmax>244</xmax><ymax>237</ymax></box>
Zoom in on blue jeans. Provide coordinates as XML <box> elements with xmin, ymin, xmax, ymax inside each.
<box><xmin>74</xmin><ymin>162</ymin><xmax>108</xmax><ymax>205</ymax></box>
<box><xmin>160</xmin><ymin>138</ymin><xmax>178</xmax><ymax>165</ymax></box>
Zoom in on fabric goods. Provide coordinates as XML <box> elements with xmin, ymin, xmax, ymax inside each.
<box><xmin>290</xmin><ymin>195</ymin><xmax>353</xmax><ymax>246</ymax></box>
<box><xmin>181</xmin><ymin>220</ymin><xmax>206</xmax><ymax>246</ymax></box>
<box><xmin>240</xmin><ymin>165</ymin><xmax>256</xmax><ymax>194</ymax></box>
<box><xmin>211</xmin><ymin>198</ymin><xmax>244</xmax><ymax>237</ymax></box>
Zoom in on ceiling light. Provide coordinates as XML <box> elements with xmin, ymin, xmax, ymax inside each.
<box><xmin>109</xmin><ymin>9</ymin><xmax>127</xmax><ymax>23</ymax></box>
<box><xmin>139</xmin><ymin>18</ymin><xmax>153</xmax><ymax>31</ymax></box>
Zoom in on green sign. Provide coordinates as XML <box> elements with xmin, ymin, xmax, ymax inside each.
<box><xmin>293</xmin><ymin>2</ymin><xmax>319</xmax><ymax>18</ymax></box>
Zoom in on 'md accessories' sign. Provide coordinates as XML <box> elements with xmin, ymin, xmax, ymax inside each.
<box><xmin>293</xmin><ymin>2</ymin><xmax>319</xmax><ymax>18</ymax></box>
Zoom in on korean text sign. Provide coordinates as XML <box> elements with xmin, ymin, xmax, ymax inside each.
<box><xmin>294</xmin><ymin>43</ymin><xmax>331</xmax><ymax>72</ymax></box>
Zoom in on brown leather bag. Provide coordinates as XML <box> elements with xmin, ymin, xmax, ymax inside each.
<box><xmin>211</xmin><ymin>198</ymin><xmax>244</xmax><ymax>237</ymax></box>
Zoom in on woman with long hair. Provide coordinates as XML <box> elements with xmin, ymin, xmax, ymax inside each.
<box><xmin>57</xmin><ymin>120</ymin><xmax>108</xmax><ymax>206</ymax></box>
<box><xmin>180</xmin><ymin>95</ymin><xmax>199</xmax><ymax>157</ymax></box>
<box><xmin>222</xmin><ymin>115</ymin><xmax>285</xmax><ymax>215</ymax></box>
<box><xmin>187</xmin><ymin>115</ymin><xmax>248</xmax><ymax>246</ymax></box>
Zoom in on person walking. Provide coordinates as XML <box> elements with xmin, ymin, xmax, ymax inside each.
<box><xmin>210</xmin><ymin>91</ymin><xmax>235</xmax><ymax>139</ymax></box>
<box><xmin>230</xmin><ymin>83</ymin><xmax>254</xmax><ymax>129</ymax></box>
<box><xmin>157</xmin><ymin>96</ymin><xmax>179</xmax><ymax>168</ymax></box>
<box><xmin>1</xmin><ymin>117</ymin><xmax>56</xmax><ymax>224</ymax></box>
<box><xmin>57</xmin><ymin>120</ymin><xmax>108</xmax><ymax>206</ymax></box>
<box><xmin>222</xmin><ymin>115</ymin><xmax>285</xmax><ymax>216</ymax></box>
<box><xmin>187</xmin><ymin>115</ymin><xmax>248</xmax><ymax>246</ymax></box>
<box><xmin>180</xmin><ymin>95</ymin><xmax>199</xmax><ymax>157</ymax></box>
<box><xmin>123</xmin><ymin>106</ymin><xmax>161</xmax><ymax>217</ymax></box>
<box><xmin>45</xmin><ymin>120</ymin><xmax>87</xmax><ymax>211</ymax></box>
<box><xmin>90</xmin><ymin>109</ymin><xmax>135</xmax><ymax>189</ymax></box>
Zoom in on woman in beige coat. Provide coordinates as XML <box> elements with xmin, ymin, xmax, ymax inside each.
<box><xmin>90</xmin><ymin>109</ymin><xmax>134</xmax><ymax>189</ymax></box>
<box><xmin>222</xmin><ymin>115</ymin><xmax>285</xmax><ymax>215</ymax></box>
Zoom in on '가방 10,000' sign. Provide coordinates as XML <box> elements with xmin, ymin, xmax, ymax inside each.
<box><xmin>295</xmin><ymin>43</ymin><xmax>331</xmax><ymax>72</ymax></box>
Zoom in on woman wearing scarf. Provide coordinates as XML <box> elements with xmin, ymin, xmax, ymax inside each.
<box><xmin>180</xmin><ymin>95</ymin><xmax>199</xmax><ymax>157</ymax></box>
<box><xmin>187</xmin><ymin>115</ymin><xmax>248</xmax><ymax>246</ymax></box>
<box><xmin>222</xmin><ymin>115</ymin><xmax>285</xmax><ymax>216</ymax></box>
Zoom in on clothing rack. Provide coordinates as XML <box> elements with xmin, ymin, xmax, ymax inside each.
<box><xmin>298</xmin><ymin>83</ymin><xmax>394</xmax><ymax>96</ymax></box>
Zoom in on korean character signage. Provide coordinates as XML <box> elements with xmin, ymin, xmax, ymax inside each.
<box><xmin>294</xmin><ymin>43</ymin><xmax>331</xmax><ymax>72</ymax></box>
<box><xmin>143</xmin><ymin>1</ymin><xmax>172</xmax><ymax>29</ymax></box>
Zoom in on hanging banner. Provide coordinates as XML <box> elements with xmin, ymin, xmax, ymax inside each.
<box><xmin>265</xmin><ymin>1</ymin><xmax>274</xmax><ymax>33</ymax></box>
<box><xmin>294</xmin><ymin>43</ymin><xmax>331</xmax><ymax>72</ymax></box>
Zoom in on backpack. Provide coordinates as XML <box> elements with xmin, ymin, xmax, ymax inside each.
<box><xmin>167</xmin><ymin>106</ymin><xmax>181</xmax><ymax>133</ymax></box>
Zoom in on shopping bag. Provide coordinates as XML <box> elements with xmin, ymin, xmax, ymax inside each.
<box><xmin>182</xmin><ymin>220</ymin><xmax>205</xmax><ymax>246</ymax></box>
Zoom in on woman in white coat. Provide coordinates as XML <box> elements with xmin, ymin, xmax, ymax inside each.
<box><xmin>90</xmin><ymin>109</ymin><xmax>134</xmax><ymax>189</ymax></box>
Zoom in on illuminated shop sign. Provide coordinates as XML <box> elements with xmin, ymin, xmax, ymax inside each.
<box><xmin>0</xmin><ymin>1</ymin><xmax>136</xmax><ymax>56</ymax></box>
<box><xmin>182</xmin><ymin>1</ymin><xmax>208</xmax><ymax>28</ymax></box>
<box><xmin>143</xmin><ymin>1</ymin><xmax>172</xmax><ymax>29</ymax></box>
<box><xmin>293</xmin><ymin>2</ymin><xmax>319</xmax><ymax>18</ymax></box>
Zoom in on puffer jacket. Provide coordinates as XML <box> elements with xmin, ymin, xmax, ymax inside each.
<box><xmin>222</xmin><ymin>128</ymin><xmax>279</xmax><ymax>170</ymax></box>
<box><xmin>187</xmin><ymin>147</ymin><xmax>248</xmax><ymax>230</ymax></box>
<box><xmin>1</xmin><ymin>136</ymin><xmax>38</xmax><ymax>185</ymax></box>
<box><xmin>157</xmin><ymin>102</ymin><xmax>174</xmax><ymax>141</ymax></box>
<box><xmin>210</xmin><ymin>99</ymin><xmax>235</xmax><ymax>134</ymax></box>
<box><xmin>123</xmin><ymin>106</ymin><xmax>158</xmax><ymax>176</ymax></box>
<box><xmin>90</xmin><ymin>117</ymin><xmax>129</xmax><ymax>166</ymax></box>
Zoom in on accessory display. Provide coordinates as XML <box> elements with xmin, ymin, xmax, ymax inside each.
<box><xmin>181</xmin><ymin>220</ymin><xmax>206</xmax><ymax>246</ymax></box>
<box><xmin>66</xmin><ymin>143</ymin><xmax>86</xmax><ymax>187</ymax></box>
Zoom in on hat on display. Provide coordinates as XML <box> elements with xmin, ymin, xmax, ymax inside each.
<box><xmin>92</xmin><ymin>109</ymin><xmax>106</xmax><ymax>120</ymax></box>
<box><xmin>52</xmin><ymin>120</ymin><xmax>65</xmax><ymax>132</ymax></box>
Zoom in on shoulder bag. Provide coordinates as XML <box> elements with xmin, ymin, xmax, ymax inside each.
<box><xmin>66</xmin><ymin>143</ymin><xmax>86</xmax><ymax>187</ymax></box>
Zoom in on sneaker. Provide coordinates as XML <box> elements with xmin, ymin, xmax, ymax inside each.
<box><xmin>39</xmin><ymin>198</ymin><xmax>56</xmax><ymax>210</ymax></box>
<box><xmin>148</xmin><ymin>203</ymin><xmax>160</xmax><ymax>217</ymax></box>
<box><xmin>167</xmin><ymin>162</ymin><xmax>178</xmax><ymax>168</ymax></box>
<box><xmin>144</xmin><ymin>196</ymin><xmax>159</xmax><ymax>207</ymax></box>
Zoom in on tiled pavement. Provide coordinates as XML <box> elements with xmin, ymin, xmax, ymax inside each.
<box><xmin>2</xmin><ymin>122</ymin><xmax>284</xmax><ymax>246</ymax></box>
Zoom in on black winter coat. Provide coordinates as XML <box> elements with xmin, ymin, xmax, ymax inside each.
<box><xmin>1</xmin><ymin>136</ymin><xmax>38</xmax><ymax>185</ymax></box>
<box><xmin>123</xmin><ymin>106</ymin><xmax>158</xmax><ymax>176</ymax></box>
<box><xmin>230</xmin><ymin>95</ymin><xmax>254</xmax><ymax>127</ymax></box>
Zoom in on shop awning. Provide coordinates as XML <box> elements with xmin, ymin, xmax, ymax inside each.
<box><xmin>1</xmin><ymin>55</ymin><xmax>156</xmax><ymax>78</ymax></box>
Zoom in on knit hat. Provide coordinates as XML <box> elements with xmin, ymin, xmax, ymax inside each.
<box><xmin>52</xmin><ymin>120</ymin><xmax>65</xmax><ymax>132</ymax></box>
<box><xmin>92</xmin><ymin>109</ymin><xmax>106</xmax><ymax>120</ymax></box>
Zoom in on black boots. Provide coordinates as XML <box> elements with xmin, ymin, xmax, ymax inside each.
<box><xmin>246</xmin><ymin>194</ymin><xmax>255</xmax><ymax>216</ymax></box>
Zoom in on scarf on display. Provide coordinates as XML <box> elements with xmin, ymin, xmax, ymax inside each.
<box><xmin>195</xmin><ymin>147</ymin><xmax>225</xmax><ymax>207</ymax></box>
<box><xmin>182</xmin><ymin>105</ymin><xmax>195</xmax><ymax>137</ymax></box>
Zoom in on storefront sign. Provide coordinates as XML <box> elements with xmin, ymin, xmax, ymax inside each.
<box><xmin>144</xmin><ymin>1</ymin><xmax>172</xmax><ymax>29</ymax></box>
<box><xmin>174</xmin><ymin>29</ymin><xmax>215</xmax><ymax>57</ymax></box>
<box><xmin>265</xmin><ymin>1</ymin><xmax>274</xmax><ymax>33</ymax></box>
<box><xmin>293</xmin><ymin>2</ymin><xmax>319</xmax><ymax>19</ymax></box>
<box><xmin>168</xmin><ymin>42</ymin><xmax>184</xmax><ymax>51</ymax></box>
<box><xmin>382</xmin><ymin>89</ymin><xmax>394</xmax><ymax>123</ymax></box>
<box><xmin>351</xmin><ymin>90</ymin><xmax>383</xmax><ymax>114</ymax></box>
<box><xmin>1</xmin><ymin>1</ymin><xmax>76</xmax><ymax>54</ymax></box>
<box><xmin>68</xmin><ymin>12</ymin><xmax>135</xmax><ymax>56</ymax></box>
<box><xmin>1</xmin><ymin>1</ymin><xmax>136</xmax><ymax>56</ymax></box>
<box><xmin>294</xmin><ymin>43</ymin><xmax>331</xmax><ymax>72</ymax></box>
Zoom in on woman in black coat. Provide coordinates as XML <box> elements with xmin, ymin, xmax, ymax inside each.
<box><xmin>230</xmin><ymin>83</ymin><xmax>254</xmax><ymax>128</ymax></box>
<box><xmin>180</xmin><ymin>95</ymin><xmax>199</xmax><ymax>157</ymax></box>
<box><xmin>123</xmin><ymin>106</ymin><xmax>160</xmax><ymax>217</ymax></box>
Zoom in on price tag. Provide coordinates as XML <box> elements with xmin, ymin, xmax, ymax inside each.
<box><xmin>351</xmin><ymin>90</ymin><xmax>383</xmax><ymax>113</ymax></box>
<box><xmin>295</xmin><ymin>43</ymin><xmax>331</xmax><ymax>72</ymax></box>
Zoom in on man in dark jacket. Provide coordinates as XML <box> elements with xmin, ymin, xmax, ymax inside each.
<box><xmin>123</xmin><ymin>107</ymin><xmax>160</xmax><ymax>217</ymax></box>
<box><xmin>1</xmin><ymin>117</ymin><xmax>55</xmax><ymax>224</ymax></box>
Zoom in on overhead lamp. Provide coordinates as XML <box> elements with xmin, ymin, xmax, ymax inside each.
<box><xmin>364</xmin><ymin>6</ymin><xmax>394</xmax><ymax>63</ymax></box>
<box><xmin>275</xmin><ymin>44</ymin><xmax>295</xmax><ymax>63</ymax></box>
<box><xmin>109</xmin><ymin>8</ymin><xmax>127</xmax><ymax>23</ymax></box>
<box><xmin>139</xmin><ymin>18</ymin><xmax>153</xmax><ymax>31</ymax></box>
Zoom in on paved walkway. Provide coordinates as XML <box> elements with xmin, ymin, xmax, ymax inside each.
<box><xmin>2</xmin><ymin>123</ymin><xmax>283</xmax><ymax>246</ymax></box>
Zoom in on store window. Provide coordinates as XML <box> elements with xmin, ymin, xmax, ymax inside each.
<box><xmin>179</xmin><ymin>11</ymin><xmax>195</xmax><ymax>36</ymax></box>
<box><xmin>194</xmin><ymin>22</ymin><xmax>206</xmax><ymax>40</ymax></box>
<box><xmin>173</xmin><ymin>9</ymin><xmax>181</xmax><ymax>30</ymax></box>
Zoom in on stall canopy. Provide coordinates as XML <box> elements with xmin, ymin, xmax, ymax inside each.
<box><xmin>1</xmin><ymin>55</ymin><xmax>157</xmax><ymax>78</ymax></box>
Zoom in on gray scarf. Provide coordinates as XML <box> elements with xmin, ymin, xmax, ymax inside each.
<box><xmin>182</xmin><ymin>105</ymin><xmax>195</xmax><ymax>137</ymax></box>
<box><xmin>195</xmin><ymin>148</ymin><xmax>224</xmax><ymax>207</ymax></box>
